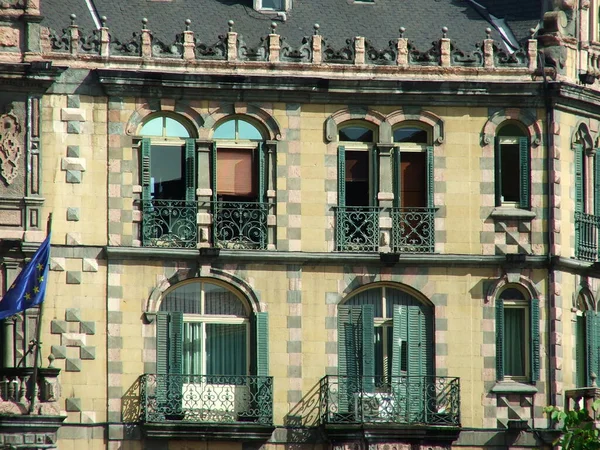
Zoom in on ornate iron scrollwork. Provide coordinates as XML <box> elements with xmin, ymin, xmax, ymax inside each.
<box><xmin>450</xmin><ymin>42</ymin><xmax>483</xmax><ymax>67</ymax></box>
<box><xmin>110</xmin><ymin>32</ymin><xmax>142</xmax><ymax>56</ymax></box>
<box><xmin>280</xmin><ymin>36</ymin><xmax>312</xmax><ymax>63</ymax></box>
<box><xmin>213</xmin><ymin>201</ymin><xmax>269</xmax><ymax>250</ymax></box>
<box><xmin>48</xmin><ymin>28</ymin><xmax>70</xmax><ymax>52</ymax></box>
<box><xmin>391</xmin><ymin>207</ymin><xmax>436</xmax><ymax>253</ymax></box>
<box><xmin>237</xmin><ymin>36</ymin><xmax>268</xmax><ymax>62</ymax></box>
<box><xmin>408</xmin><ymin>40</ymin><xmax>441</xmax><ymax>66</ymax></box>
<box><xmin>335</xmin><ymin>206</ymin><xmax>380</xmax><ymax>252</ymax></box>
<box><xmin>195</xmin><ymin>34</ymin><xmax>227</xmax><ymax>60</ymax></box>
<box><xmin>322</xmin><ymin>38</ymin><xmax>354</xmax><ymax>64</ymax></box>
<box><xmin>365</xmin><ymin>39</ymin><xmax>397</xmax><ymax>65</ymax></box>
<box><xmin>142</xmin><ymin>200</ymin><xmax>197</xmax><ymax>248</ymax></box>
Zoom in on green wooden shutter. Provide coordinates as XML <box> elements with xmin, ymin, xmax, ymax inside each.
<box><xmin>496</xmin><ymin>299</ymin><xmax>504</xmax><ymax>381</ymax></box>
<box><xmin>185</xmin><ymin>138</ymin><xmax>196</xmax><ymax>202</ymax></box>
<box><xmin>407</xmin><ymin>306</ymin><xmax>426</xmax><ymax>421</ymax></box>
<box><xmin>337</xmin><ymin>305</ymin><xmax>352</xmax><ymax>413</ymax></box>
<box><xmin>426</xmin><ymin>146</ymin><xmax>434</xmax><ymax>208</ymax></box>
<box><xmin>575</xmin><ymin>143</ymin><xmax>584</xmax><ymax>213</ymax></box>
<box><xmin>576</xmin><ymin>315</ymin><xmax>587</xmax><ymax>388</ymax></box>
<box><xmin>256</xmin><ymin>312</ymin><xmax>269</xmax><ymax>377</ymax></box>
<box><xmin>141</xmin><ymin>139</ymin><xmax>151</xmax><ymax>202</ymax></box>
<box><xmin>361</xmin><ymin>305</ymin><xmax>375</xmax><ymax>393</ymax></box>
<box><xmin>594</xmin><ymin>152</ymin><xmax>600</xmax><ymax>216</ymax></box>
<box><xmin>371</xmin><ymin>147</ymin><xmax>379</xmax><ymax>206</ymax></box>
<box><xmin>169</xmin><ymin>311</ymin><xmax>184</xmax><ymax>375</ymax></box>
<box><xmin>211</xmin><ymin>142</ymin><xmax>218</xmax><ymax>202</ymax></box>
<box><xmin>586</xmin><ymin>311</ymin><xmax>600</xmax><ymax>387</ymax></box>
<box><xmin>391</xmin><ymin>305</ymin><xmax>406</xmax><ymax>376</ymax></box>
<box><xmin>338</xmin><ymin>146</ymin><xmax>346</xmax><ymax>207</ymax></box>
<box><xmin>530</xmin><ymin>298</ymin><xmax>540</xmax><ymax>382</ymax></box>
<box><xmin>156</xmin><ymin>312</ymin><xmax>169</xmax><ymax>375</ymax></box>
<box><xmin>494</xmin><ymin>137</ymin><xmax>501</xmax><ymax>206</ymax></box>
<box><xmin>392</xmin><ymin>147</ymin><xmax>401</xmax><ymax>208</ymax></box>
<box><xmin>258</xmin><ymin>142</ymin><xmax>265</xmax><ymax>203</ymax></box>
<box><xmin>519</xmin><ymin>137</ymin><xmax>530</xmax><ymax>209</ymax></box>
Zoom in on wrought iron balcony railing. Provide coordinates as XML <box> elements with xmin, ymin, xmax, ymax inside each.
<box><xmin>213</xmin><ymin>201</ymin><xmax>269</xmax><ymax>250</ymax></box>
<box><xmin>140</xmin><ymin>374</ymin><xmax>273</xmax><ymax>425</ymax></box>
<box><xmin>319</xmin><ymin>375</ymin><xmax>460</xmax><ymax>426</ymax></box>
<box><xmin>575</xmin><ymin>211</ymin><xmax>600</xmax><ymax>262</ymax></box>
<box><xmin>335</xmin><ymin>206</ymin><xmax>381</xmax><ymax>252</ymax></box>
<box><xmin>142</xmin><ymin>200</ymin><xmax>198</xmax><ymax>248</ymax></box>
<box><xmin>392</xmin><ymin>207</ymin><xmax>436</xmax><ymax>253</ymax></box>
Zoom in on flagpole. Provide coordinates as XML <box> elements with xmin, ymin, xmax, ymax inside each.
<box><xmin>29</xmin><ymin>213</ymin><xmax>52</xmax><ymax>414</ymax></box>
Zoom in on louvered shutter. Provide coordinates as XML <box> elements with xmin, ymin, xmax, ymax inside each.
<box><xmin>337</xmin><ymin>305</ymin><xmax>352</xmax><ymax>413</ymax></box>
<box><xmin>169</xmin><ymin>311</ymin><xmax>184</xmax><ymax>375</ymax></box>
<box><xmin>494</xmin><ymin>137</ymin><xmax>501</xmax><ymax>206</ymax></box>
<box><xmin>141</xmin><ymin>139</ymin><xmax>152</xmax><ymax>217</ymax></box>
<box><xmin>155</xmin><ymin>312</ymin><xmax>169</xmax><ymax>413</ymax></box>
<box><xmin>496</xmin><ymin>299</ymin><xmax>504</xmax><ymax>381</ymax></box>
<box><xmin>255</xmin><ymin>312</ymin><xmax>271</xmax><ymax>423</ymax></box>
<box><xmin>211</xmin><ymin>142</ymin><xmax>218</xmax><ymax>202</ymax></box>
<box><xmin>392</xmin><ymin>147</ymin><xmax>401</xmax><ymax>208</ymax></box>
<box><xmin>530</xmin><ymin>298</ymin><xmax>540</xmax><ymax>382</ymax></box>
<box><xmin>371</xmin><ymin>147</ymin><xmax>379</xmax><ymax>206</ymax></box>
<box><xmin>519</xmin><ymin>137</ymin><xmax>530</xmax><ymax>209</ymax></box>
<box><xmin>185</xmin><ymin>139</ymin><xmax>196</xmax><ymax>202</ymax></box>
<box><xmin>575</xmin><ymin>143</ymin><xmax>584</xmax><ymax>213</ymax></box>
<box><xmin>361</xmin><ymin>305</ymin><xmax>375</xmax><ymax>393</ymax></box>
<box><xmin>407</xmin><ymin>305</ymin><xmax>426</xmax><ymax>421</ymax></box>
<box><xmin>586</xmin><ymin>311</ymin><xmax>600</xmax><ymax>387</ymax></box>
<box><xmin>426</xmin><ymin>146</ymin><xmax>434</xmax><ymax>208</ymax></box>
<box><xmin>594</xmin><ymin>152</ymin><xmax>600</xmax><ymax>216</ymax></box>
<box><xmin>258</xmin><ymin>142</ymin><xmax>265</xmax><ymax>203</ymax></box>
<box><xmin>338</xmin><ymin>146</ymin><xmax>346</xmax><ymax>207</ymax></box>
<box><xmin>576</xmin><ymin>315</ymin><xmax>586</xmax><ymax>387</ymax></box>
<box><xmin>392</xmin><ymin>305</ymin><xmax>408</xmax><ymax>422</ymax></box>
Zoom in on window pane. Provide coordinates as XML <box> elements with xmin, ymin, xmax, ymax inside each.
<box><xmin>339</xmin><ymin>126</ymin><xmax>373</xmax><ymax>142</ymax></box>
<box><xmin>141</xmin><ymin>117</ymin><xmax>163</xmax><ymax>136</ymax></box>
<box><xmin>504</xmin><ymin>308</ymin><xmax>526</xmax><ymax>377</ymax></box>
<box><xmin>401</xmin><ymin>152</ymin><xmax>426</xmax><ymax>207</ymax></box>
<box><xmin>394</xmin><ymin>127</ymin><xmax>428</xmax><ymax>143</ymax></box>
<box><xmin>150</xmin><ymin>145</ymin><xmax>185</xmax><ymax>200</ymax></box>
<box><xmin>500</xmin><ymin>143</ymin><xmax>519</xmax><ymax>202</ymax></box>
<box><xmin>237</xmin><ymin>120</ymin><xmax>262</xmax><ymax>140</ymax></box>
<box><xmin>204</xmin><ymin>283</ymin><xmax>247</xmax><ymax>316</ymax></box>
<box><xmin>345</xmin><ymin>151</ymin><xmax>370</xmax><ymax>206</ymax></box>
<box><xmin>161</xmin><ymin>282</ymin><xmax>201</xmax><ymax>314</ymax></box>
<box><xmin>345</xmin><ymin>288</ymin><xmax>383</xmax><ymax>317</ymax></box>
<box><xmin>500</xmin><ymin>288</ymin><xmax>526</xmax><ymax>301</ymax></box>
<box><xmin>165</xmin><ymin>117</ymin><xmax>190</xmax><ymax>138</ymax></box>
<box><xmin>183</xmin><ymin>322</ymin><xmax>203</xmax><ymax>375</ymax></box>
<box><xmin>262</xmin><ymin>0</ymin><xmax>283</xmax><ymax>9</ymax></box>
<box><xmin>206</xmin><ymin>324</ymin><xmax>247</xmax><ymax>376</ymax></box>
<box><xmin>214</xmin><ymin>121</ymin><xmax>236</xmax><ymax>139</ymax></box>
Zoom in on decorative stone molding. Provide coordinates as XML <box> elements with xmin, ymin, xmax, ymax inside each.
<box><xmin>50</xmin><ymin>309</ymin><xmax>96</xmax><ymax>372</ymax></box>
<box><xmin>125</xmin><ymin>100</ymin><xmax>204</xmax><ymax>136</ymax></box>
<box><xmin>0</xmin><ymin>111</ymin><xmax>22</xmax><ymax>186</ymax></box>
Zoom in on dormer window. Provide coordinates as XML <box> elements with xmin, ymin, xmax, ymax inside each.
<box><xmin>254</xmin><ymin>0</ymin><xmax>287</xmax><ymax>11</ymax></box>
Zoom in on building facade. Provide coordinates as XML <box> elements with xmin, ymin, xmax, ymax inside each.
<box><xmin>1</xmin><ymin>0</ymin><xmax>600</xmax><ymax>449</ymax></box>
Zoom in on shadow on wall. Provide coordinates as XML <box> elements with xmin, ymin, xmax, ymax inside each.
<box><xmin>122</xmin><ymin>376</ymin><xmax>142</xmax><ymax>422</ymax></box>
<box><xmin>284</xmin><ymin>380</ymin><xmax>321</xmax><ymax>428</ymax></box>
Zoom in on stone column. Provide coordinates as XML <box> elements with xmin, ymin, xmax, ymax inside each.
<box><xmin>227</xmin><ymin>21</ymin><xmax>237</xmax><ymax>62</ymax></box>
<box><xmin>2</xmin><ymin>261</ymin><xmax>20</xmax><ymax>368</ymax></box>
<box><xmin>183</xmin><ymin>20</ymin><xmax>195</xmax><ymax>61</ymax></box>
<box><xmin>196</xmin><ymin>140</ymin><xmax>213</xmax><ymax>245</ymax></box>
<box><xmin>377</xmin><ymin>144</ymin><xmax>395</xmax><ymax>252</ymax></box>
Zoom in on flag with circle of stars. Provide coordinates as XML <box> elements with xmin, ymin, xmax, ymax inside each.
<box><xmin>0</xmin><ymin>234</ymin><xmax>50</xmax><ymax>320</ymax></box>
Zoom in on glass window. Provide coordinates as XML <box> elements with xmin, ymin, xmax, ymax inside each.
<box><xmin>496</xmin><ymin>123</ymin><xmax>529</xmax><ymax>207</ymax></box>
<box><xmin>214</xmin><ymin>119</ymin><xmax>263</xmax><ymax>141</ymax></box>
<box><xmin>393</xmin><ymin>127</ymin><xmax>428</xmax><ymax>144</ymax></box>
<box><xmin>261</xmin><ymin>0</ymin><xmax>284</xmax><ymax>10</ymax></box>
<box><xmin>339</xmin><ymin>126</ymin><xmax>373</xmax><ymax>142</ymax></box>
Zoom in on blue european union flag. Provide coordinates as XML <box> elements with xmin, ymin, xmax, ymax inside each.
<box><xmin>0</xmin><ymin>235</ymin><xmax>50</xmax><ymax>320</ymax></box>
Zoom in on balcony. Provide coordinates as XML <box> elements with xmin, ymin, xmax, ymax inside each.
<box><xmin>142</xmin><ymin>200</ymin><xmax>198</xmax><ymax>248</ymax></box>
<box><xmin>213</xmin><ymin>201</ymin><xmax>269</xmax><ymax>250</ymax></box>
<box><xmin>140</xmin><ymin>374</ymin><xmax>274</xmax><ymax>441</ymax></box>
<box><xmin>392</xmin><ymin>207</ymin><xmax>436</xmax><ymax>253</ymax></box>
<box><xmin>320</xmin><ymin>375</ymin><xmax>460</xmax><ymax>425</ymax></box>
<box><xmin>575</xmin><ymin>211</ymin><xmax>600</xmax><ymax>261</ymax></box>
<box><xmin>335</xmin><ymin>206</ymin><xmax>381</xmax><ymax>252</ymax></box>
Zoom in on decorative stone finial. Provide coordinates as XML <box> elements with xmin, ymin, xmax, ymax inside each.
<box><xmin>185</xmin><ymin>19</ymin><xmax>191</xmax><ymax>31</ymax></box>
<box><xmin>313</xmin><ymin>23</ymin><xmax>320</xmax><ymax>35</ymax></box>
<box><xmin>530</xmin><ymin>28</ymin><xmax>536</xmax><ymax>38</ymax></box>
<box><xmin>228</xmin><ymin>20</ymin><xmax>234</xmax><ymax>32</ymax></box>
<box><xmin>142</xmin><ymin>17</ymin><xmax>148</xmax><ymax>29</ymax></box>
<box><xmin>442</xmin><ymin>26</ymin><xmax>448</xmax><ymax>38</ymax></box>
<box><xmin>485</xmin><ymin>27</ymin><xmax>492</xmax><ymax>39</ymax></box>
<box><xmin>399</xmin><ymin>27</ymin><xmax>406</xmax><ymax>38</ymax></box>
<box><xmin>70</xmin><ymin>14</ymin><xmax>77</xmax><ymax>26</ymax></box>
<box><xmin>101</xmin><ymin>16</ymin><xmax>107</xmax><ymax>27</ymax></box>
<box><xmin>48</xmin><ymin>353</ymin><xmax>55</xmax><ymax>368</ymax></box>
<box><xmin>592</xmin><ymin>372</ymin><xmax>597</xmax><ymax>387</ymax></box>
<box><xmin>271</xmin><ymin>22</ymin><xmax>277</xmax><ymax>33</ymax></box>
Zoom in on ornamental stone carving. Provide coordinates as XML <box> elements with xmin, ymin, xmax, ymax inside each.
<box><xmin>0</xmin><ymin>111</ymin><xmax>22</xmax><ymax>185</ymax></box>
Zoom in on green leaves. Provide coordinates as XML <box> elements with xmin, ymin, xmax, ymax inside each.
<box><xmin>545</xmin><ymin>401</ymin><xmax>600</xmax><ymax>449</ymax></box>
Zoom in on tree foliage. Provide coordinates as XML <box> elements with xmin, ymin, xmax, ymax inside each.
<box><xmin>544</xmin><ymin>400</ymin><xmax>600</xmax><ymax>449</ymax></box>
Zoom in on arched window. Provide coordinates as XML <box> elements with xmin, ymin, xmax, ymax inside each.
<box><xmin>573</xmin><ymin>124</ymin><xmax>600</xmax><ymax>261</ymax></box>
<box><xmin>337</xmin><ymin>285</ymin><xmax>434</xmax><ymax>421</ymax></box>
<box><xmin>140</xmin><ymin>115</ymin><xmax>197</xmax><ymax>248</ymax></box>
<box><xmin>211</xmin><ymin>118</ymin><xmax>269</xmax><ymax>249</ymax></box>
<box><xmin>155</xmin><ymin>279</ymin><xmax>269</xmax><ymax>419</ymax></box>
<box><xmin>495</xmin><ymin>286</ymin><xmax>539</xmax><ymax>382</ymax></box>
<box><xmin>495</xmin><ymin>123</ymin><xmax>530</xmax><ymax>208</ymax></box>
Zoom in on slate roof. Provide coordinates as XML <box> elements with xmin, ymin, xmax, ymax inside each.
<box><xmin>41</xmin><ymin>0</ymin><xmax>544</xmax><ymax>56</ymax></box>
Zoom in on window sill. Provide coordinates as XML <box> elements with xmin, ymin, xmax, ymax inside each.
<box><xmin>490</xmin><ymin>207</ymin><xmax>536</xmax><ymax>221</ymax></box>
<box><xmin>491</xmin><ymin>381</ymin><xmax>538</xmax><ymax>394</ymax></box>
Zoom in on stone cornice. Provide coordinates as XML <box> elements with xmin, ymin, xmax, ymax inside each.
<box><xmin>0</xmin><ymin>62</ymin><xmax>66</xmax><ymax>92</ymax></box>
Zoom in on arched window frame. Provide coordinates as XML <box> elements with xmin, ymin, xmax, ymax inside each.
<box><xmin>391</xmin><ymin>122</ymin><xmax>434</xmax><ymax>209</ymax></box>
<box><xmin>575</xmin><ymin>286</ymin><xmax>600</xmax><ymax>388</ymax></box>
<box><xmin>494</xmin><ymin>121</ymin><xmax>530</xmax><ymax>209</ymax></box>
<box><xmin>495</xmin><ymin>284</ymin><xmax>539</xmax><ymax>382</ymax></box>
